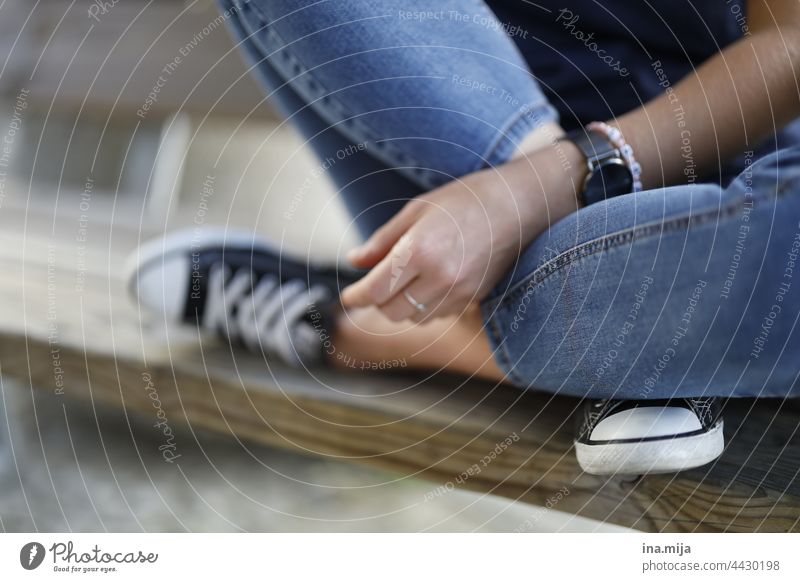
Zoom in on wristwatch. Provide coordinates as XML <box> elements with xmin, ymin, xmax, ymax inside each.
<box><xmin>562</xmin><ymin>128</ymin><xmax>634</xmax><ymax>206</ymax></box>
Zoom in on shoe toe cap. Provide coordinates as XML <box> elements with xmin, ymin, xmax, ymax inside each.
<box><xmin>128</xmin><ymin>253</ymin><xmax>190</xmax><ymax>320</ymax></box>
<box><xmin>591</xmin><ymin>406</ymin><xmax>703</xmax><ymax>441</ymax></box>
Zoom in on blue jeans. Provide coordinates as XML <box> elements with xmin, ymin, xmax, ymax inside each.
<box><xmin>219</xmin><ymin>0</ymin><xmax>800</xmax><ymax>399</ymax></box>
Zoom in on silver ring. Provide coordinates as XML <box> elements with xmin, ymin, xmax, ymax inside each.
<box><xmin>404</xmin><ymin>290</ymin><xmax>426</xmax><ymax>312</ymax></box>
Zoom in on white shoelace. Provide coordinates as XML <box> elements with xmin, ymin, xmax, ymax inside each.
<box><xmin>203</xmin><ymin>263</ymin><xmax>330</xmax><ymax>364</ymax></box>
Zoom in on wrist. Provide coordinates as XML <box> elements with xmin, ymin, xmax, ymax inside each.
<box><xmin>554</xmin><ymin>138</ymin><xmax>590</xmax><ymax>207</ymax></box>
<box><xmin>561</xmin><ymin>123</ymin><xmax>643</xmax><ymax>206</ymax></box>
<box><xmin>512</xmin><ymin>121</ymin><xmax>566</xmax><ymax>159</ymax></box>
<box><xmin>502</xmin><ymin>139</ymin><xmax>586</xmax><ymax>241</ymax></box>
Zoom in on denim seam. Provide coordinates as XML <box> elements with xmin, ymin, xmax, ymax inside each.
<box><xmin>493</xmin><ymin>177</ymin><xmax>796</xmax><ymax>313</ymax></box>
<box><xmin>486</xmin><ymin>301</ymin><xmax>526</xmax><ymax>386</ymax></box>
<box><xmin>483</xmin><ymin>270</ymin><xmax>564</xmax><ymax>387</ymax></box>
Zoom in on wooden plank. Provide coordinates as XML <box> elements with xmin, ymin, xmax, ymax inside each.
<box><xmin>1</xmin><ymin>206</ymin><xmax>799</xmax><ymax>532</ymax></box>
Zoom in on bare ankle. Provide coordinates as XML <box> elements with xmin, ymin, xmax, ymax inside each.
<box><xmin>325</xmin><ymin>305</ymin><xmax>506</xmax><ymax>383</ymax></box>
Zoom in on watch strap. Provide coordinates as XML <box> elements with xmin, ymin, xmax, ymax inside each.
<box><xmin>562</xmin><ymin>128</ymin><xmax>634</xmax><ymax>205</ymax></box>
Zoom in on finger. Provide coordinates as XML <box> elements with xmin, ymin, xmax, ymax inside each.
<box><xmin>409</xmin><ymin>291</ymin><xmax>463</xmax><ymax>323</ymax></box>
<box><xmin>341</xmin><ymin>235</ymin><xmax>419</xmax><ymax>308</ymax></box>
<box><xmin>405</xmin><ymin>267</ymin><xmax>475</xmax><ymax>323</ymax></box>
<box><xmin>406</xmin><ymin>280</ymin><xmax>468</xmax><ymax>323</ymax></box>
<box><xmin>347</xmin><ymin>199</ymin><xmax>424</xmax><ymax>268</ymax></box>
<box><xmin>378</xmin><ymin>278</ymin><xmax>439</xmax><ymax>323</ymax></box>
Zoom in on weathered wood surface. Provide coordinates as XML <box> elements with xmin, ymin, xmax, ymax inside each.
<box><xmin>1</xmin><ymin>207</ymin><xmax>799</xmax><ymax>532</ymax></box>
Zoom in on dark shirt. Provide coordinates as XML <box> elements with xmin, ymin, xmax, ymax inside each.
<box><xmin>487</xmin><ymin>0</ymin><xmax>799</xmax><ymax>182</ymax></box>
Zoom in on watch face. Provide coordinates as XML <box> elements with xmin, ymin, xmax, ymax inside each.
<box><xmin>586</xmin><ymin>159</ymin><xmax>633</xmax><ymax>202</ymax></box>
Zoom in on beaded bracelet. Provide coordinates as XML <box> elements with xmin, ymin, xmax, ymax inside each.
<box><xmin>586</xmin><ymin>121</ymin><xmax>643</xmax><ymax>193</ymax></box>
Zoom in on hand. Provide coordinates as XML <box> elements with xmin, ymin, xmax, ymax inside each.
<box><xmin>339</xmin><ymin>139</ymin><xmax>583</xmax><ymax>323</ymax></box>
<box><xmin>340</xmin><ymin>167</ymin><xmax>530</xmax><ymax>322</ymax></box>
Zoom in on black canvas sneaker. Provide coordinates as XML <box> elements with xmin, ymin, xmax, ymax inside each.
<box><xmin>126</xmin><ymin>228</ymin><xmax>361</xmax><ymax>366</ymax></box>
<box><xmin>575</xmin><ymin>397</ymin><xmax>724</xmax><ymax>475</ymax></box>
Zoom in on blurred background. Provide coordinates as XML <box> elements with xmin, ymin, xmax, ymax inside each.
<box><xmin>0</xmin><ymin>0</ymin><xmax>625</xmax><ymax>532</ymax></box>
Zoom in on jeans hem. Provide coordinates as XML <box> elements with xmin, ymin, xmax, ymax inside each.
<box><xmin>482</xmin><ymin>300</ymin><xmax>526</xmax><ymax>387</ymax></box>
<box><xmin>482</xmin><ymin>101</ymin><xmax>558</xmax><ymax>167</ymax></box>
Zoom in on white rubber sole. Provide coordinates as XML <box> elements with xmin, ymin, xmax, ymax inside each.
<box><xmin>575</xmin><ymin>421</ymin><xmax>724</xmax><ymax>476</ymax></box>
